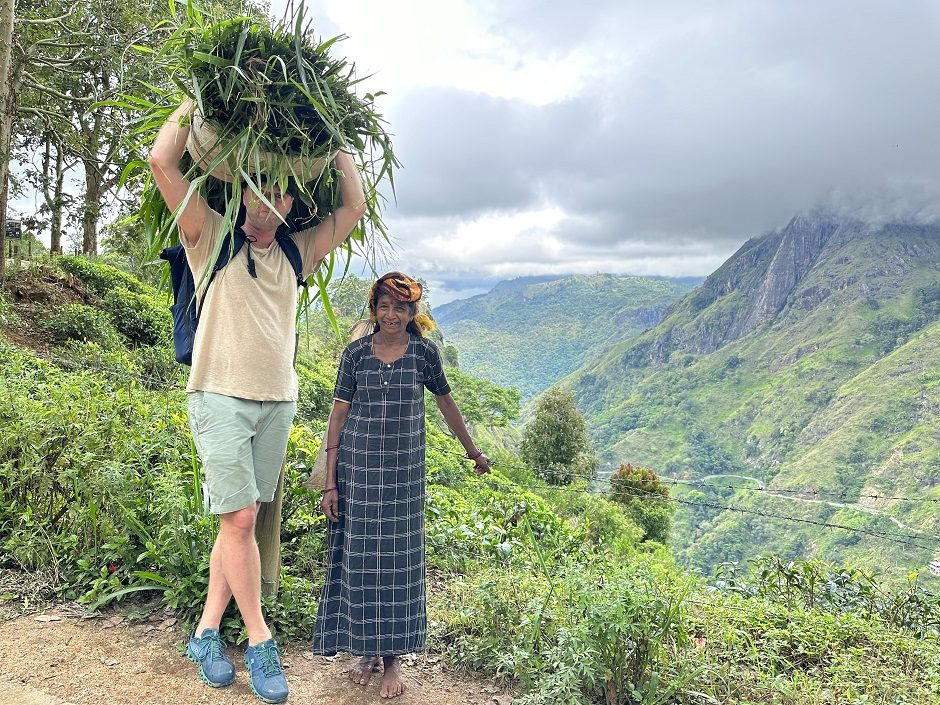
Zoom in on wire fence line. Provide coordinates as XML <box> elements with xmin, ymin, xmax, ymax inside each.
<box><xmin>431</xmin><ymin>445</ymin><xmax>940</xmax><ymax>504</ymax></box>
<box><xmin>427</xmin><ymin>445</ymin><xmax>940</xmax><ymax>552</ymax></box>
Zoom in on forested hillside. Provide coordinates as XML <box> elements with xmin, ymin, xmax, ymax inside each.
<box><xmin>559</xmin><ymin>213</ymin><xmax>940</xmax><ymax>580</ymax></box>
<box><xmin>2</xmin><ymin>256</ymin><xmax>940</xmax><ymax>703</ymax></box>
<box><xmin>435</xmin><ymin>274</ymin><xmax>699</xmax><ymax>399</ymax></box>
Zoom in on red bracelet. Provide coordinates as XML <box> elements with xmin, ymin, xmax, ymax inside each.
<box><xmin>326</xmin><ymin>445</ymin><xmax>339</xmax><ymax>452</ymax></box>
<box><xmin>465</xmin><ymin>449</ymin><xmax>483</xmax><ymax>460</ymax></box>
<box><xmin>323</xmin><ymin>486</ymin><xmax>338</xmax><ymax>493</ymax></box>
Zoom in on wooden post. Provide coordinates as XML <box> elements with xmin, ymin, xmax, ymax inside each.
<box><xmin>255</xmin><ymin>468</ymin><xmax>285</xmax><ymax>597</ymax></box>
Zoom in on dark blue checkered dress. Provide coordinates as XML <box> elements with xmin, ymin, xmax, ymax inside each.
<box><xmin>312</xmin><ymin>333</ymin><xmax>450</xmax><ymax>656</ymax></box>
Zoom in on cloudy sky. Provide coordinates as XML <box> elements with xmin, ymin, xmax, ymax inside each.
<box><xmin>273</xmin><ymin>0</ymin><xmax>940</xmax><ymax>304</ymax></box>
<box><xmin>21</xmin><ymin>0</ymin><xmax>937</xmax><ymax>306</ymax></box>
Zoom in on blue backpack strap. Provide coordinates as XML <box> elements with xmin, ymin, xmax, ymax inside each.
<box><xmin>275</xmin><ymin>232</ymin><xmax>307</xmax><ymax>287</ymax></box>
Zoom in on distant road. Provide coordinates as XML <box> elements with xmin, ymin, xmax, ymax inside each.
<box><xmin>660</xmin><ymin>473</ymin><xmax>919</xmax><ymax>534</ymax></box>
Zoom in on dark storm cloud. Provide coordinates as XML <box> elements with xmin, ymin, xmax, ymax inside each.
<box><xmin>387</xmin><ymin>0</ymin><xmax>940</xmax><ymax>249</ymax></box>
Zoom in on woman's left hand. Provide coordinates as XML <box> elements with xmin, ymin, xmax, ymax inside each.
<box><xmin>473</xmin><ymin>454</ymin><xmax>491</xmax><ymax>475</ymax></box>
<box><xmin>321</xmin><ymin>487</ymin><xmax>340</xmax><ymax>522</ymax></box>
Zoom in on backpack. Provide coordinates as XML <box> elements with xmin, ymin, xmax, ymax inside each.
<box><xmin>160</xmin><ymin>228</ymin><xmax>305</xmax><ymax>365</ymax></box>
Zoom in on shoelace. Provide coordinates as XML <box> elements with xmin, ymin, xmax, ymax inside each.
<box><xmin>257</xmin><ymin>645</ymin><xmax>283</xmax><ymax>677</ymax></box>
<box><xmin>204</xmin><ymin>634</ymin><xmax>225</xmax><ymax>661</ymax></box>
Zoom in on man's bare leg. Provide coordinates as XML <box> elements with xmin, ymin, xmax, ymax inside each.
<box><xmin>349</xmin><ymin>656</ymin><xmax>381</xmax><ymax>685</ymax></box>
<box><xmin>380</xmin><ymin>656</ymin><xmax>406</xmax><ymax>699</ymax></box>
<box><xmin>194</xmin><ymin>536</ymin><xmax>233</xmax><ymax>635</ymax></box>
<box><xmin>216</xmin><ymin>504</ymin><xmax>272</xmax><ymax>645</ymax></box>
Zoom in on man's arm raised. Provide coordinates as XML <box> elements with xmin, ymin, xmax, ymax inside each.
<box><xmin>148</xmin><ymin>99</ymin><xmax>210</xmax><ymax>246</ymax></box>
<box><xmin>307</xmin><ymin>151</ymin><xmax>368</xmax><ymax>264</ymax></box>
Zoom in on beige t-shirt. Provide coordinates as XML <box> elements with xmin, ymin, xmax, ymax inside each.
<box><xmin>181</xmin><ymin>210</ymin><xmax>322</xmax><ymax>401</ymax></box>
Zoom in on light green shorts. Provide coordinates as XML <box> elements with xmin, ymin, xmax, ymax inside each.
<box><xmin>188</xmin><ymin>391</ymin><xmax>297</xmax><ymax>514</ymax></box>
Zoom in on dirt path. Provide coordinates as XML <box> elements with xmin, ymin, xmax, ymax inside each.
<box><xmin>0</xmin><ymin>609</ymin><xmax>513</xmax><ymax>705</ymax></box>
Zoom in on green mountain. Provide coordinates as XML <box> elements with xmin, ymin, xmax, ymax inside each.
<box><xmin>434</xmin><ymin>273</ymin><xmax>700</xmax><ymax>399</ymax></box>
<box><xmin>560</xmin><ymin>212</ymin><xmax>940</xmax><ymax>580</ymax></box>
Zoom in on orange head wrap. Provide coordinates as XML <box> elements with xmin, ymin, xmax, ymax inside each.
<box><xmin>369</xmin><ymin>271</ymin><xmax>423</xmax><ymax>305</ymax></box>
<box><xmin>368</xmin><ymin>271</ymin><xmax>436</xmax><ymax>336</ymax></box>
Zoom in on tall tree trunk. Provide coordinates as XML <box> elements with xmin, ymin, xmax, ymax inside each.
<box><xmin>0</xmin><ymin>0</ymin><xmax>15</xmax><ymax>275</ymax></box>
<box><xmin>41</xmin><ymin>133</ymin><xmax>67</xmax><ymax>255</ymax></box>
<box><xmin>51</xmin><ymin>146</ymin><xmax>64</xmax><ymax>255</ymax></box>
<box><xmin>82</xmin><ymin>157</ymin><xmax>101</xmax><ymax>255</ymax></box>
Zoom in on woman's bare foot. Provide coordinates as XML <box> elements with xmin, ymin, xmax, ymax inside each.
<box><xmin>380</xmin><ymin>656</ymin><xmax>406</xmax><ymax>699</ymax></box>
<box><xmin>349</xmin><ymin>656</ymin><xmax>381</xmax><ymax>685</ymax></box>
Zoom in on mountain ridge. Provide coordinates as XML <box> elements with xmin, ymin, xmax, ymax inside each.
<box><xmin>555</xmin><ymin>213</ymin><xmax>940</xmax><ymax>577</ymax></box>
<box><xmin>434</xmin><ymin>272</ymin><xmax>700</xmax><ymax>399</ymax></box>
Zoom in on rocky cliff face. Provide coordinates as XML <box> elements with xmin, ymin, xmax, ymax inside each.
<box><xmin>634</xmin><ymin>212</ymin><xmax>848</xmax><ymax>362</ymax></box>
<box><xmin>738</xmin><ymin>212</ymin><xmax>839</xmax><ymax>333</ymax></box>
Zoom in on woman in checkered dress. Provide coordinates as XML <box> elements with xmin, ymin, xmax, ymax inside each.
<box><xmin>312</xmin><ymin>272</ymin><xmax>490</xmax><ymax>699</ymax></box>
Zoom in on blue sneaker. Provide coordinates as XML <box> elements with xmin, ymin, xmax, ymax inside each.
<box><xmin>244</xmin><ymin>638</ymin><xmax>289</xmax><ymax>704</ymax></box>
<box><xmin>186</xmin><ymin>628</ymin><xmax>235</xmax><ymax>688</ymax></box>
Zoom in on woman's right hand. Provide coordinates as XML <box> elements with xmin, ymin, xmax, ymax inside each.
<box><xmin>321</xmin><ymin>487</ymin><xmax>340</xmax><ymax>522</ymax></box>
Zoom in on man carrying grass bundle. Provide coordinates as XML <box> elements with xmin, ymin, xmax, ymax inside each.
<box><xmin>149</xmin><ymin>98</ymin><xmax>366</xmax><ymax>703</ymax></box>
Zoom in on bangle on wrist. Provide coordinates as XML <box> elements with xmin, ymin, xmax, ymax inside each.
<box><xmin>326</xmin><ymin>445</ymin><xmax>339</xmax><ymax>452</ymax></box>
<box><xmin>323</xmin><ymin>486</ymin><xmax>338</xmax><ymax>493</ymax></box>
<box><xmin>465</xmin><ymin>449</ymin><xmax>483</xmax><ymax>461</ymax></box>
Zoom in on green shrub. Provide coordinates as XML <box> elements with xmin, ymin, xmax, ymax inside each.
<box><xmin>712</xmin><ymin>555</ymin><xmax>940</xmax><ymax>639</ymax></box>
<box><xmin>433</xmin><ymin>561</ymin><xmax>699</xmax><ymax>704</ymax></box>
<box><xmin>610</xmin><ymin>464</ymin><xmax>674</xmax><ymax>544</ymax></box>
<box><xmin>41</xmin><ymin>303</ymin><xmax>121</xmax><ymax>347</ymax></box>
<box><xmin>132</xmin><ymin>344</ymin><xmax>182</xmax><ymax>389</ymax></box>
<box><xmin>689</xmin><ymin>589</ymin><xmax>940</xmax><ymax>702</ymax></box>
<box><xmin>59</xmin><ymin>255</ymin><xmax>146</xmax><ymax>295</ymax></box>
<box><xmin>0</xmin><ymin>293</ymin><xmax>18</xmax><ymax>327</ymax></box>
<box><xmin>295</xmin><ymin>354</ymin><xmax>335</xmax><ymax>424</ymax></box>
<box><xmin>541</xmin><ymin>488</ymin><xmax>643</xmax><ymax>560</ymax></box>
<box><xmin>101</xmin><ymin>287</ymin><xmax>171</xmax><ymax>346</ymax></box>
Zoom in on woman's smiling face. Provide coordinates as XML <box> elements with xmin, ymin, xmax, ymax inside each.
<box><xmin>375</xmin><ymin>294</ymin><xmax>413</xmax><ymax>334</ymax></box>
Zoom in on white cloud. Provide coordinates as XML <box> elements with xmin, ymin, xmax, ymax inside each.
<box><xmin>296</xmin><ymin>0</ymin><xmax>594</xmax><ymax>105</ymax></box>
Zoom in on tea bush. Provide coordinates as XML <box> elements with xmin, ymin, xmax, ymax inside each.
<box><xmin>59</xmin><ymin>255</ymin><xmax>147</xmax><ymax>295</ymax></box>
<box><xmin>432</xmin><ymin>560</ymin><xmax>700</xmax><ymax>705</ymax></box>
<box><xmin>712</xmin><ymin>555</ymin><xmax>940</xmax><ymax>639</ymax></box>
<box><xmin>41</xmin><ymin>303</ymin><xmax>122</xmax><ymax>347</ymax></box>
<box><xmin>101</xmin><ymin>287</ymin><xmax>171</xmax><ymax>347</ymax></box>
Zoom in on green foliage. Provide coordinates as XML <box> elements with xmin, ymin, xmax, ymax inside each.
<box><xmin>100</xmin><ymin>215</ymin><xmax>164</xmax><ymax>288</ymax></box>
<box><xmin>689</xmin><ymin>589</ymin><xmax>940</xmax><ymax>703</ymax></box>
<box><xmin>539</xmin><ymin>487</ymin><xmax>644</xmax><ymax>560</ymax></box>
<box><xmin>41</xmin><ymin>303</ymin><xmax>122</xmax><ymax>347</ymax></box>
<box><xmin>0</xmin><ymin>342</ymin><xmax>205</xmax><ymax>604</ymax></box>
<box><xmin>55</xmin><ymin>256</ymin><xmax>172</xmax><ymax>348</ymax></box>
<box><xmin>443</xmin><ymin>366</ymin><xmax>520</xmax><ymax>427</ymax></box>
<box><xmin>521</xmin><ymin>388</ymin><xmax>595</xmax><ymax>485</ymax></box>
<box><xmin>184</xmin><ymin>13</ymin><xmax>383</xmax><ymax>153</ymax></box>
<box><xmin>0</xmin><ymin>293</ymin><xmax>18</xmax><ymax>326</ymax></box>
<box><xmin>295</xmin><ymin>354</ymin><xmax>335</xmax><ymax>424</ymax></box>
<box><xmin>101</xmin><ymin>288</ymin><xmax>171</xmax><ymax>346</ymax></box>
<box><xmin>59</xmin><ymin>255</ymin><xmax>146</xmax><ymax>295</ymax></box>
<box><xmin>610</xmin><ymin>464</ymin><xmax>675</xmax><ymax>544</ymax></box>
<box><xmin>433</xmin><ymin>561</ymin><xmax>700</xmax><ymax>705</ymax></box>
<box><xmin>426</xmin><ymin>474</ymin><xmax>580</xmax><ymax>571</ymax></box>
<box><xmin>712</xmin><ymin>556</ymin><xmax>940</xmax><ymax>639</ymax></box>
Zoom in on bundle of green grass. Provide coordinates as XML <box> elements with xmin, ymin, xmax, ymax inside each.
<box><xmin>131</xmin><ymin>3</ymin><xmax>396</xmax><ymax>272</ymax></box>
